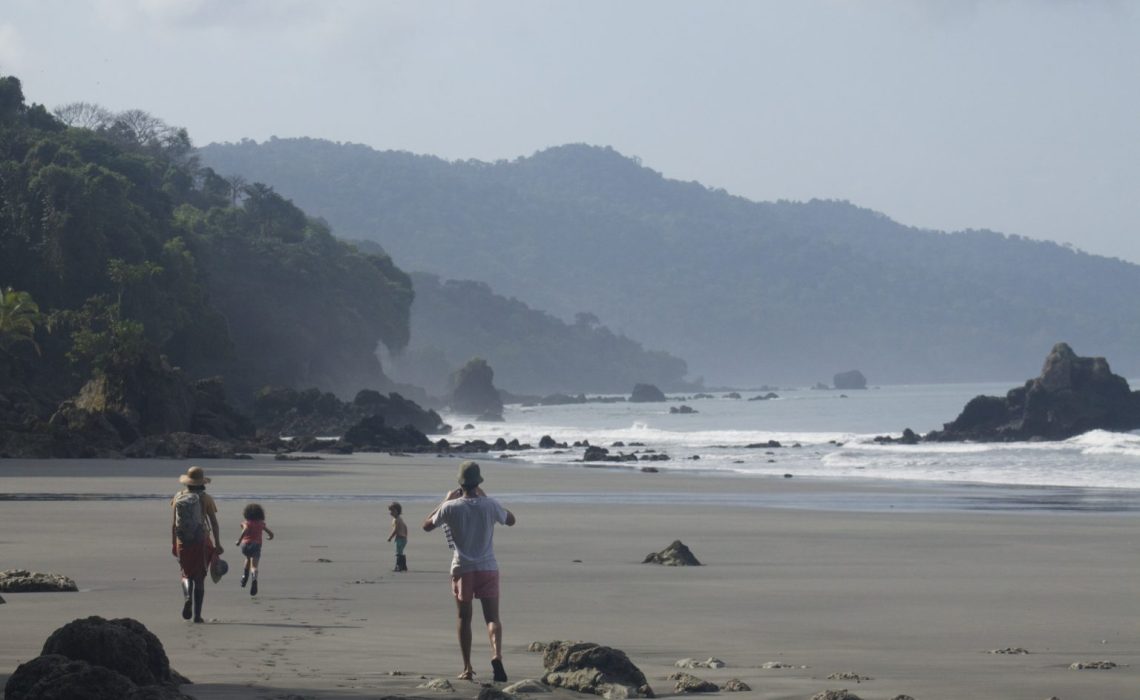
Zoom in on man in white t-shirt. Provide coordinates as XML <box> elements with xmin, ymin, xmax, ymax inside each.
<box><xmin>423</xmin><ymin>461</ymin><xmax>517</xmax><ymax>683</ymax></box>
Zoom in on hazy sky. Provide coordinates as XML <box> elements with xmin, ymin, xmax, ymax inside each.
<box><xmin>4</xmin><ymin>1</ymin><xmax>1138</xmax><ymax>262</ymax></box>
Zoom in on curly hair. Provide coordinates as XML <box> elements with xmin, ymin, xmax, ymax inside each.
<box><xmin>243</xmin><ymin>503</ymin><xmax>266</xmax><ymax>521</ymax></box>
<box><xmin>388</xmin><ymin>501</ymin><xmax>402</xmax><ymax>516</ymax></box>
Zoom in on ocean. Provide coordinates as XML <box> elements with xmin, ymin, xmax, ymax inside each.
<box><xmin>439</xmin><ymin>382</ymin><xmax>1140</xmax><ymax>491</ymax></box>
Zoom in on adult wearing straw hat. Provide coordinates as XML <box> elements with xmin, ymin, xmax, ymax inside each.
<box><xmin>171</xmin><ymin>466</ymin><xmax>224</xmax><ymax>623</ymax></box>
<box><xmin>423</xmin><ymin>461</ymin><xmax>516</xmax><ymax>683</ymax></box>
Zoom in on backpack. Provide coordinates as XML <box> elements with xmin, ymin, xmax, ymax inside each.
<box><xmin>173</xmin><ymin>491</ymin><xmax>206</xmax><ymax>544</ymax></box>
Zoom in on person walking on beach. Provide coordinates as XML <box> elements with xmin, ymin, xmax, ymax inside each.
<box><xmin>236</xmin><ymin>502</ymin><xmax>274</xmax><ymax>596</ymax></box>
<box><xmin>171</xmin><ymin>466</ymin><xmax>224</xmax><ymax>623</ymax></box>
<box><xmin>423</xmin><ymin>461</ymin><xmax>516</xmax><ymax>683</ymax></box>
<box><xmin>388</xmin><ymin>501</ymin><xmax>409</xmax><ymax>571</ymax></box>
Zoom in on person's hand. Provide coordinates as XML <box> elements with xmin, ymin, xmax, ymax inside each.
<box><xmin>267</xmin><ymin>533</ymin><xmax>274</xmax><ymax>540</ymax></box>
<box><xmin>234</xmin><ymin>541</ymin><xmax>241</xmax><ymax>547</ymax></box>
<box><xmin>171</xmin><ymin>544</ymin><xmax>178</xmax><ymax>558</ymax></box>
<box><xmin>215</xmin><ymin>544</ymin><xmax>225</xmax><ymax>555</ymax></box>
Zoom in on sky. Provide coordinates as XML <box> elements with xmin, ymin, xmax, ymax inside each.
<box><xmin>3</xmin><ymin>0</ymin><xmax>1139</xmax><ymax>263</ymax></box>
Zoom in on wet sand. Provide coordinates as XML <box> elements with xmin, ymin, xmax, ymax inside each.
<box><xmin>2</xmin><ymin>453</ymin><xmax>1139</xmax><ymax>699</ymax></box>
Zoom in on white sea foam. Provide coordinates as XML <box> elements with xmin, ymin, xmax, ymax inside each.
<box><xmin>442</xmin><ymin>384</ymin><xmax>1140</xmax><ymax>489</ymax></box>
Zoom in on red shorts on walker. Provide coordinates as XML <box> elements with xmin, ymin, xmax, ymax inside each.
<box><xmin>451</xmin><ymin>570</ymin><xmax>500</xmax><ymax>601</ymax></box>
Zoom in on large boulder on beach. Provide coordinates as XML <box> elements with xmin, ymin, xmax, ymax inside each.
<box><xmin>630</xmin><ymin>384</ymin><xmax>666</xmax><ymax>403</ymax></box>
<box><xmin>0</xmin><ymin>570</ymin><xmax>77</xmax><ymax>593</ymax></box>
<box><xmin>40</xmin><ymin>617</ymin><xmax>178</xmax><ymax>687</ymax></box>
<box><xmin>5</xmin><ymin>655</ymin><xmax>139</xmax><ymax>700</ymax></box>
<box><xmin>643</xmin><ymin>540</ymin><xmax>701</xmax><ymax>566</ymax></box>
<box><xmin>927</xmin><ymin>343</ymin><xmax>1140</xmax><ymax>442</ymax></box>
<box><xmin>541</xmin><ymin>641</ymin><xmax>654</xmax><ymax>699</ymax></box>
<box><xmin>832</xmin><ymin>370</ymin><xmax>867</xmax><ymax>390</ymax></box>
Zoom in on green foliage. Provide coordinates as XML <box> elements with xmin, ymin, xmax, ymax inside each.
<box><xmin>200</xmin><ymin>138</ymin><xmax>1140</xmax><ymax>384</ymax></box>
<box><xmin>0</xmin><ymin>75</ymin><xmax>415</xmax><ymax>408</ymax></box>
<box><xmin>0</xmin><ymin>287</ymin><xmax>41</xmax><ymax>355</ymax></box>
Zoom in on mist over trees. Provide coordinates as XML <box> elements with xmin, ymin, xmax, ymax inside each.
<box><xmin>200</xmin><ymin>137</ymin><xmax>1140</xmax><ymax>385</ymax></box>
<box><xmin>382</xmin><ymin>271</ymin><xmax>690</xmax><ymax>396</ymax></box>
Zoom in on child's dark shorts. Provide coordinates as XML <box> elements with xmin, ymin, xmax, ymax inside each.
<box><xmin>240</xmin><ymin>542</ymin><xmax>262</xmax><ymax>558</ymax></box>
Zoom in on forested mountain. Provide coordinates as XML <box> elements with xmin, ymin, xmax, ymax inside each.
<box><xmin>0</xmin><ymin>77</ymin><xmax>412</xmax><ymax>414</ymax></box>
<box><xmin>199</xmin><ymin>138</ymin><xmax>1140</xmax><ymax>386</ymax></box>
<box><xmin>379</xmin><ymin>271</ymin><xmax>690</xmax><ymax>396</ymax></box>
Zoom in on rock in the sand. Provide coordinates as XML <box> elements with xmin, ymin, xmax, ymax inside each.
<box><xmin>503</xmin><ymin>679</ymin><xmax>551</xmax><ymax>694</ymax></box>
<box><xmin>643</xmin><ymin>540</ymin><xmax>701</xmax><ymax>566</ymax></box>
<box><xmin>989</xmin><ymin>647</ymin><xmax>1030</xmax><ymax>654</ymax></box>
<box><xmin>888</xmin><ymin>695</ymin><xmax>916</xmax><ymax>700</ymax></box>
<box><xmin>40</xmin><ymin>616</ymin><xmax>180</xmax><ymax>687</ymax></box>
<box><xmin>761</xmin><ymin>661</ymin><xmax>805</xmax><ymax>669</ymax></box>
<box><xmin>541</xmin><ymin>640</ymin><xmax>654</xmax><ymax>699</ymax></box>
<box><xmin>418</xmin><ymin>677</ymin><xmax>456</xmax><ymax>691</ymax></box>
<box><xmin>0</xmin><ymin>570</ymin><xmax>78</xmax><ymax>592</ymax></box>
<box><xmin>811</xmin><ymin>691</ymin><xmax>862</xmax><ymax>700</ymax></box>
<box><xmin>827</xmin><ymin>672</ymin><xmax>872</xmax><ymax>682</ymax></box>
<box><xmin>720</xmin><ymin>679</ymin><xmax>751</xmax><ymax>692</ymax></box>
<box><xmin>477</xmin><ymin>687</ymin><xmax>515</xmax><ymax>700</ymax></box>
<box><xmin>667</xmin><ymin>672</ymin><xmax>718</xmax><ymax>693</ymax></box>
<box><xmin>529</xmin><ymin>641</ymin><xmax>555</xmax><ymax>653</ymax></box>
<box><xmin>674</xmin><ymin>658</ymin><xmax>725</xmax><ymax>669</ymax></box>
<box><xmin>1069</xmin><ymin>660</ymin><xmax>1116</xmax><ymax>670</ymax></box>
<box><xmin>5</xmin><ymin>655</ymin><xmax>137</xmax><ymax>700</ymax></box>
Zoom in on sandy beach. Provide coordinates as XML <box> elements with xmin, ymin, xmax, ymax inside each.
<box><xmin>2</xmin><ymin>453</ymin><xmax>1139</xmax><ymax>700</ymax></box>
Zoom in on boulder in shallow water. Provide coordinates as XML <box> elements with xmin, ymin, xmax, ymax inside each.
<box><xmin>927</xmin><ymin>343</ymin><xmax>1140</xmax><ymax>442</ymax></box>
<box><xmin>833</xmin><ymin>370</ymin><xmax>867</xmax><ymax>390</ymax></box>
<box><xmin>643</xmin><ymin>540</ymin><xmax>701</xmax><ymax>566</ymax></box>
<box><xmin>630</xmin><ymin>384</ymin><xmax>666</xmax><ymax>403</ymax></box>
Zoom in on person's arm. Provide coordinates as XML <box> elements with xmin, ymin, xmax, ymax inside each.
<box><xmin>387</xmin><ymin>519</ymin><xmax>397</xmax><ymax>541</ymax></box>
<box><xmin>208</xmin><ymin>511</ymin><xmax>224</xmax><ymax>554</ymax></box>
<box><xmin>235</xmin><ymin>522</ymin><xmax>246</xmax><ymax>546</ymax></box>
<box><xmin>505</xmin><ymin>509</ymin><xmax>517</xmax><ymax>527</ymax></box>
<box><xmin>423</xmin><ymin>488</ymin><xmax>463</xmax><ymax>531</ymax></box>
<box><xmin>171</xmin><ymin>507</ymin><xmax>178</xmax><ymax>556</ymax></box>
<box><xmin>264</xmin><ymin>526</ymin><xmax>274</xmax><ymax>540</ymax></box>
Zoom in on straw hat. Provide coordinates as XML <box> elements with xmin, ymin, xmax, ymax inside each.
<box><xmin>179</xmin><ymin>466</ymin><xmax>211</xmax><ymax>486</ymax></box>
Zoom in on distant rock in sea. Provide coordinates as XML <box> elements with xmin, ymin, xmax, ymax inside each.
<box><xmin>450</xmin><ymin>358</ymin><xmax>505</xmax><ymax>419</ymax></box>
<box><xmin>926</xmin><ymin>343</ymin><xmax>1140</xmax><ymax>442</ymax></box>
<box><xmin>630</xmin><ymin>383</ymin><xmax>667</xmax><ymax>402</ymax></box>
<box><xmin>832</xmin><ymin>370</ymin><xmax>867</xmax><ymax>390</ymax></box>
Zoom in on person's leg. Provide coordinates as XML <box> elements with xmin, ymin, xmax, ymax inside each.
<box><xmin>181</xmin><ymin>578</ymin><xmax>193</xmax><ymax>620</ymax></box>
<box><xmin>480</xmin><ymin>597</ymin><xmax>507</xmax><ymax>681</ymax></box>
<box><xmin>192</xmin><ymin>574</ymin><xmax>206</xmax><ymax>622</ymax></box>
<box><xmin>455</xmin><ymin>597</ymin><xmax>474</xmax><ymax>679</ymax></box>
<box><xmin>241</xmin><ymin>556</ymin><xmax>251</xmax><ymax>587</ymax></box>
<box><xmin>250</xmin><ymin>555</ymin><xmax>260</xmax><ymax>596</ymax></box>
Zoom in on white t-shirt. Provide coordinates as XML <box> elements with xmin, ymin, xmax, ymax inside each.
<box><xmin>432</xmin><ymin>496</ymin><xmax>509</xmax><ymax>575</ymax></box>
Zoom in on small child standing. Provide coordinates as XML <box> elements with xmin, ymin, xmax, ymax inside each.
<box><xmin>236</xmin><ymin>503</ymin><xmax>274</xmax><ymax>596</ymax></box>
<box><xmin>387</xmin><ymin>501</ymin><xmax>408</xmax><ymax>571</ymax></box>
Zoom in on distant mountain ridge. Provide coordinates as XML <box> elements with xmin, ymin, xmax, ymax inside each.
<box><xmin>199</xmin><ymin>138</ymin><xmax>1140</xmax><ymax>385</ymax></box>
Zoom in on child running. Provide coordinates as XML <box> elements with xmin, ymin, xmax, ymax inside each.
<box><xmin>387</xmin><ymin>501</ymin><xmax>409</xmax><ymax>571</ymax></box>
<box><xmin>236</xmin><ymin>503</ymin><xmax>274</xmax><ymax>596</ymax></box>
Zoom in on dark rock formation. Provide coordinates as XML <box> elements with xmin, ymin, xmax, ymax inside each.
<box><xmin>0</xmin><ymin>570</ymin><xmax>77</xmax><ymax>592</ymax></box>
<box><xmin>630</xmin><ymin>384</ymin><xmax>667</xmax><ymax>403</ymax></box>
<box><xmin>670</xmin><ymin>405</ymin><xmax>697</xmax><ymax>414</ymax></box>
<box><xmin>5</xmin><ymin>655</ymin><xmax>138</xmax><ymax>700</ymax></box>
<box><xmin>724</xmin><ymin>392</ymin><xmax>741</xmax><ymax>399</ymax></box>
<box><xmin>254</xmin><ymin>386</ymin><xmax>447</xmax><ymax>437</ymax></box>
<box><xmin>40</xmin><ymin>616</ymin><xmax>178</xmax><ymax>686</ymax></box>
<box><xmin>832</xmin><ymin>370</ymin><xmax>867</xmax><ymax>390</ymax></box>
<box><xmin>926</xmin><ymin>343</ymin><xmax>1140</xmax><ymax>442</ymax></box>
<box><xmin>541</xmin><ymin>641</ymin><xmax>654</xmax><ymax>698</ymax></box>
<box><xmin>721</xmin><ymin>679</ymin><xmax>751</xmax><ymax>692</ymax></box>
<box><xmin>539</xmin><ymin>435</ymin><xmax>568</xmax><ymax>449</ymax></box>
<box><xmin>643</xmin><ymin>540</ymin><xmax>701</xmax><ymax>566</ymax></box>
<box><xmin>811</xmin><ymin>692</ymin><xmax>862</xmax><ymax>700</ymax></box>
<box><xmin>340</xmin><ymin>415</ymin><xmax>432</xmax><ymax>451</ymax></box>
<box><xmin>451</xmin><ymin>358</ymin><xmax>504</xmax><ymax>418</ymax></box>
<box><xmin>539</xmin><ymin>393</ymin><xmax>588</xmax><ymax>406</ymax></box>
<box><xmin>872</xmin><ymin>428</ymin><xmax>919</xmax><ymax>445</ymax></box>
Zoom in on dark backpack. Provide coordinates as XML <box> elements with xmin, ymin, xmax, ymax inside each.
<box><xmin>173</xmin><ymin>491</ymin><xmax>206</xmax><ymax>544</ymax></box>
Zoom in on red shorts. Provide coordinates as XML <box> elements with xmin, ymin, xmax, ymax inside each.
<box><xmin>451</xmin><ymin>570</ymin><xmax>500</xmax><ymax>601</ymax></box>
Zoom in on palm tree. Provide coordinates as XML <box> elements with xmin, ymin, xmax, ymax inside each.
<box><xmin>0</xmin><ymin>287</ymin><xmax>42</xmax><ymax>356</ymax></box>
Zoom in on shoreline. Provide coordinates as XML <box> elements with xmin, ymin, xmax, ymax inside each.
<box><xmin>4</xmin><ymin>453</ymin><xmax>1140</xmax><ymax>514</ymax></box>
